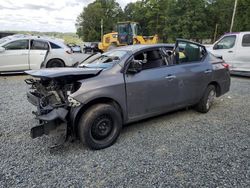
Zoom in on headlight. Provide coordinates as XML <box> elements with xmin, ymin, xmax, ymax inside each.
<box><xmin>68</xmin><ymin>96</ymin><xmax>81</xmax><ymax>107</ymax></box>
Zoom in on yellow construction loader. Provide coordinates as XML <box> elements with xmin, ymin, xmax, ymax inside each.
<box><xmin>98</xmin><ymin>21</ymin><xmax>158</xmax><ymax>52</ymax></box>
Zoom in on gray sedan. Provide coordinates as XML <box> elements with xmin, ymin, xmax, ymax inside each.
<box><xmin>25</xmin><ymin>39</ymin><xmax>231</xmax><ymax>150</ymax></box>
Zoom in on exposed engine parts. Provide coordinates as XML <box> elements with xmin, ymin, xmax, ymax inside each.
<box><xmin>25</xmin><ymin>78</ymin><xmax>80</xmax><ymax>109</ymax></box>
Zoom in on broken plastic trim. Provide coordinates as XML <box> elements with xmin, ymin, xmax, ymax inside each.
<box><xmin>31</xmin><ymin>108</ymin><xmax>68</xmax><ymax>139</ymax></box>
<box><xmin>36</xmin><ymin>108</ymin><xmax>68</xmax><ymax>122</ymax></box>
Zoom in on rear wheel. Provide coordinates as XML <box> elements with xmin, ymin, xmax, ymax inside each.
<box><xmin>195</xmin><ymin>85</ymin><xmax>216</xmax><ymax>113</ymax></box>
<box><xmin>78</xmin><ymin>104</ymin><xmax>122</xmax><ymax>150</ymax></box>
<box><xmin>46</xmin><ymin>59</ymin><xmax>64</xmax><ymax>68</ymax></box>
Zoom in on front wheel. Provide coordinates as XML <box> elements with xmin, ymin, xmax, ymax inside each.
<box><xmin>195</xmin><ymin>85</ymin><xmax>216</xmax><ymax>113</ymax></box>
<box><xmin>78</xmin><ymin>104</ymin><xmax>122</xmax><ymax>150</ymax></box>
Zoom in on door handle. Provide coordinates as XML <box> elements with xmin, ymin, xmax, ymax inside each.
<box><xmin>165</xmin><ymin>75</ymin><xmax>176</xmax><ymax>79</ymax></box>
<box><xmin>204</xmin><ymin>69</ymin><xmax>212</xmax><ymax>73</ymax></box>
<box><xmin>228</xmin><ymin>50</ymin><xmax>233</xmax><ymax>53</ymax></box>
<box><xmin>21</xmin><ymin>53</ymin><xmax>28</xmax><ymax>55</ymax></box>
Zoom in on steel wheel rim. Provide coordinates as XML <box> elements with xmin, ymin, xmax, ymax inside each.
<box><xmin>91</xmin><ymin>115</ymin><xmax>113</xmax><ymax>140</ymax></box>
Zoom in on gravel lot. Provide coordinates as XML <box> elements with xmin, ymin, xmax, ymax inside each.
<box><xmin>0</xmin><ymin>75</ymin><xmax>249</xmax><ymax>187</ymax></box>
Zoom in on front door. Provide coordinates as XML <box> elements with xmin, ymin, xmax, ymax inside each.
<box><xmin>0</xmin><ymin>39</ymin><xmax>29</xmax><ymax>72</ymax></box>
<box><xmin>210</xmin><ymin>35</ymin><xmax>236</xmax><ymax>68</ymax></box>
<box><xmin>125</xmin><ymin>49</ymin><xmax>179</xmax><ymax>121</ymax></box>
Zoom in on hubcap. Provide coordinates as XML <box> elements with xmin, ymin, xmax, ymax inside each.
<box><xmin>206</xmin><ymin>89</ymin><xmax>216</xmax><ymax>109</ymax></box>
<box><xmin>91</xmin><ymin>115</ymin><xmax>113</xmax><ymax>140</ymax></box>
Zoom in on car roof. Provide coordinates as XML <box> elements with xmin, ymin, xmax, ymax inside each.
<box><xmin>114</xmin><ymin>43</ymin><xmax>174</xmax><ymax>53</ymax></box>
<box><xmin>224</xmin><ymin>31</ymin><xmax>250</xmax><ymax>35</ymax></box>
<box><xmin>0</xmin><ymin>34</ymin><xmax>67</xmax><ymax>48</ymax></box>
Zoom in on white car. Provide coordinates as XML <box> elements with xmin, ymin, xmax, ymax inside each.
<box><xmin>206</xmin><ymin>32</ymin><xmax>250</xmax><ymax>76</ymax></box>
<box><xmin>0</xmin><ymin>35</ymin><xmax>75</xmax><ymax>73</ymax></box>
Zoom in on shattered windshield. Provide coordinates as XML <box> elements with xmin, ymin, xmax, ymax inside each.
<box><xmin>80</xmin><ymin>50</ymin><xmax>128</xmax><ymax>68</ymax></box>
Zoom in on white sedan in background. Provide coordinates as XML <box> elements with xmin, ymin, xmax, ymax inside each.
<box><xmin>0</xmin><ymin>35</ymin><xmax>75</xmax><ymax>73</ymax></box>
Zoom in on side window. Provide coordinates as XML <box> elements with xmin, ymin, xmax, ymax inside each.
<box><xmin>3</xmin><ymin>40</ymin><xmax>29</xmax><ymax>50</ymax></box>
<box><xmin>134</xmin><ymin>49</ymin><xmax>165</xmax><ymax>70</ymax></box>
<box><xmin>31</xmin><ymin>40</ymin><xmax>49</xmax><ymax>50</ymax></box>
<box><xmin>214</xmin><ymin>35</ymin><xmax>236</xmax><ymax>50</ymax></box>
<box><xmin>178</xmin><ymin>41</ymin><xmax>205</xmax><ymax>63</ymax></box>
<box><xmin>50</xmin><ymin>42</ymin><xmax>61</xmax><ymax>49</ymax></box>
<box><xmin>242</xmin><ymin>34</ymin><xmax>250</xmax><ymax>47</ymax></box>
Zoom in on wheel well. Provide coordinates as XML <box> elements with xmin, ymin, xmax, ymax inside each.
<box><xmin>46</xmin><ymin>58</ymin><xmax>65</xmax><ymax>67</ymax></box>
<box><xmin>208</xmin><ymin>81</ymin><xmax>221</xmax><ymax>97</ymax></box>
<box><xmin>73</xmin><ymin>97</ymin><xmax>124</xmax><ymax>135</ymax></box>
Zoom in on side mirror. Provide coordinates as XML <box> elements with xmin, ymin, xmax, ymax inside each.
<box><xmin>0</xmin><ymin>47</ymin><xmax>5</xmax><ymax>53</ymax></box>
<box><xmin>127</xmin><ymin>59</ymin><xmax>143</xmax><ymax>74</ymax></box>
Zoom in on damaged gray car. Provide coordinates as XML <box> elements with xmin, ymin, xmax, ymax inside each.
<box><xmin>25</xmin><ymin>39</ymin><xmax>230</xmax><ymax>150</ymax></box>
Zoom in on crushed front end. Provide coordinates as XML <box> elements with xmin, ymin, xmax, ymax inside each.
<box><xmin>24</xmin><ymin>68</ymin><xmax>102</xmax><ymax>147</ymax></box>
<box><xmin>25</xmin><ymin>77</ymin><xmax>82</xmax><ymax>145</ymax></box>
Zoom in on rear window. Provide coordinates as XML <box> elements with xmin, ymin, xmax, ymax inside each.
<box><xmin>50</xmin><ymin>42</ymin><xmax>61</xmax><ymax>49</ymax></box>
<box><xmin>242</xmin><ymin>34</ymin><xmax>250</xmax><ymax>47</ymax></box>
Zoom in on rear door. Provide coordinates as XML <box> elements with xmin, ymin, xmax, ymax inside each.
<box><xmin>0</xmin><ymin>39</ymin><xmax>29</xmax><ymax>72</ymax></box>
<box><xmin>173</xmin><ymin>40</ymin><xmax>212</xmax><ymax>106</ymax></box>
<box><xmin>29</xmin><ymin>39</ymin><xmax>49</xmax><ymax>69</ymax></box>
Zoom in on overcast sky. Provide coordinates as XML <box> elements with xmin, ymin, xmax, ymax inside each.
<box><xmin>0</xmin><ymin>0</ymin><xmax>137</xmax><ymax>32</ymax></box>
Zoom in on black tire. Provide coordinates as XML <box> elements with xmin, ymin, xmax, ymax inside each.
<box><xmin>78</xmin><ymin>103</ymin><xmax>122</xmax><ymax>150</ymax></box>
<box><xmin>195</xmin><ymin>85</ymin><xmax>216</xmax><ymax>113</ymax></box>
<box><xmin>46</xmin><ymin>59</ymin><xmax>64</xmax><ymax>68</ymax></box>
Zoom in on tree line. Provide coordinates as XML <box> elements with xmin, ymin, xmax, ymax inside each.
<box><xmin>76</xmin><ymin>0</ymin><xmax>250</xmax><ymax>43</ymax></box>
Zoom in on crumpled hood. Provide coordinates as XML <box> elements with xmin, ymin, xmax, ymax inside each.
<box><xmin>25</xmin><ymin>67</ymin><xmax>103</xmax><ymax>79</ymax></box>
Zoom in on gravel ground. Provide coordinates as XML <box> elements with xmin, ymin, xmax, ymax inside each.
<box><xmin>0</xmin><ymin>75</ymin><xmax>249</xmax><ymax>187</ymax></box>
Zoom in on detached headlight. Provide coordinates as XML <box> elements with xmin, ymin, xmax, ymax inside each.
<box><xmin>68</xmin><ymin>96</ymin><xmax>81</xmax><ymax>107</ymax></box>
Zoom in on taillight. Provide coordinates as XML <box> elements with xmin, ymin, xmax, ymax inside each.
<box><xmin>66</xmin><ymin>50</ymin><xmax>72</xmax><ymax>54</ymax></box>
<box><xmin>222</xmin><ymin>62</ymin><xmax>229</xmax><ymax>69</ymax></box>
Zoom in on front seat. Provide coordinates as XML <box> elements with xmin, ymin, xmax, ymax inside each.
<box><xmin>143</xmin><ymin>50</ymin><xmax>164</xmax><ymax>69</ymax></box>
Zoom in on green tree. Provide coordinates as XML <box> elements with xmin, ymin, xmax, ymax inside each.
<box><xmin>76</xmin><ymin>0</ymin><xmax>250</xmax><ymax>43</ymax></box>
<box><xmin>206</xmin><ymin>0</ymin><xmax>234</xmax><ymax>40</ymax></box>
<box><xmin>234</xmin><ymin>0</ymin><xmax>250</xmax><ymax>31</ymax></box>
<box><xmin>76</xmin><ymin>0</ymin><xmax>123</xmax><ymax>41</ymax></box>
<box><xmin>124</xmin><ymin>0</ymin><xmax>172</xmax><ymax>42</ymax></box>
<box><xmin>165</xmin><ymin>0</ymin><xmax>209</xmax><ymax>42</ymax></box>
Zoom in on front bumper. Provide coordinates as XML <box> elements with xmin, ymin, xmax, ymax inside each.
<box><xmin>27</xmin><ymin>91</ymin><xmax>69</xmax><ymax>139</ymax></box>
